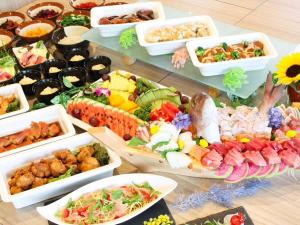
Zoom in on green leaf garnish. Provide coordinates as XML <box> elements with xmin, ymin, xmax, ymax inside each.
<box><xmin>214</xmin><ymin>53</ymin><xmax>226</xmax><ymax>62</ymax></box>
<box><xmin>128</xmin><ymin>137</ymin><xmax>146</xmax><ymax>146</ymax></box>
<box><xmin>222</xmin><ymin>42</ymin><xmax>228</xmax><ymax>51</ymax></box>
<box><xmin>254</xmin><ymin>49</ymin><xmax>264</xmax><ymax>57</ymax></box>
<box><xmin>195</xmin><ymin>47</ymin><xmax>205</xmax><ymax>56</ymax></box>
<box><xmin>231</xmin><ymin>51</ymin><xmax>240</xmax><ymax>59</ymax></box>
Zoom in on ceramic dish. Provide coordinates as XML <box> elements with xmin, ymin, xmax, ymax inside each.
<box><xmin>65</xmin><ymin>48</ymin><xmax>89</xmax><ymax>67</ymax></box>
<box><xmin>0</xmin><ymin>29</ymin><xmax>15</xmax><ymax>48</ymax></box>
<box><xmin>186</xmin><ymin>32</ymin><xmax>278</xmax><ymax>76</ymax></box>
<box><xmin>37</xmin><ymin>173</ymin><xmax>177</xmax><ymax>225</ymax></box>
<box><xmin>0</xmin><ymin>83</ymin><xmax>29</xmax><ymax>120</ymax></box>
<box><xmin>27</xmin><ymin>2</ymin><xmax>64</xmax><ymax>21</ymax></box>
<box><xmin>0</xmin><ymin>132</ymin><xmax>121</xmax><ymax>208</ymax></box>
<box><xmin>13</xmin><ymin>69</ymin><xmax>42</xmax><ymax>96</ymax></box>
<box><xmin>15</xmin><ymin>19</ymin><xmax>56</xmax><ymax>42</ymax></box>
<box><xmin>52</xmin><ymin>26</ymin><xmax>89</xmax><ymax>52</ymax></box>
<box><xmin>0</xmin><ymin>12</ymin><xmax>25</xmax><ymax>33</ymax></box>
<box><xmin>58</xmin><ymin>67</ymin><xmax>87</xmax><ymax>87</ymax></box>
<box><xmin>0</xmin><ymin>104</ymin><xmax>75</xmax><ymax>158</ymax></box>
<box><xmin>56</xmin><ymin>10</ymin><xmax>90</xmax><ymax>28</ymax></box>
<box><xmin>32</xmin><ymin>78</ymin><xmax>63</xmax><ymax>104</ymax></box>
<box><xmin>91</xmin><ymin>1</ymin><xmax>165</xmax><ymax>37</ymax></box>
<box><xmin>84</xmin><ymin>55</ymin><xmax>111</xmax><ymax>82</ymax></box>
<box><xmin>136</xmin><ymin>16</ymin><xmax>219</xmax><ymax>56</ymax></box>
<box><xmin>41</xmin><ymin>59</ymin><xmax>68</xmax><ymax>79</ymax></box>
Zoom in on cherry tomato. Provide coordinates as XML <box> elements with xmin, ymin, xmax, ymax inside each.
<box><xmin>230</xmin><ymin>213</ymin><xmax>245</xmax><ymax>225</ymax></box>
<box><xmin>63</xmin><ymin>209</ymin><xmax>69</xmax><ymax>218</ymax></box>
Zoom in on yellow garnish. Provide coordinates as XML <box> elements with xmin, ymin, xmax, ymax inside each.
<box><xmin>178</xmin><ymin>139</ymin><xmax>185</xmax><ymax>150</ymax></box>
<box><xmin>286</xmin><ymin>130</ymin><xmax>297</xmax><ymax>138</ymax></box>
<box><xmin>199</xmin><ymin>139</ymin><xmax>208</xmax><ymax>148</ymax></box>
<box><xmin>150</xmin><ymin>125</ymin><xmax>160</xmax><ymax>135</ymax></box>
<box><xmin>240</xmin><ymin>137</ymin><xmax>250</xmax><ymax>143</ymax></box>
<box><xmin>25</xmin><ymin>27</ymin><xmax>49</xmax><ymax>37</ymax></box>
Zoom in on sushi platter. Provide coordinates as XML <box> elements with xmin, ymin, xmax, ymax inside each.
<box><xmin>0</xmin><ymin>0</ymin><xmax>300</xmax><ymax>225</ymax></box>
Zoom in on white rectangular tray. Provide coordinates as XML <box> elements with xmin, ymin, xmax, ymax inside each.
<box><xmin>186</xmin><ymin>32</ymin><xmax>278</xmax><ymax>76</ymax></box>
<box><xmin>0</xmin><ymin>83</ymin><xmax>29</xmax><ymax>120</ymax></box>
<box><xmin>0</xmin><ymin>132</ymin><xmax>121</xmax><ymax>208</ymax></box>
<box><xmin>0</xmin><ymin>104</ymin><xmax>76</xmax><ymax>158</ymax></box>
<box><xmin>91</xmin><ymin>1</ymin><xmax>165</xmax><ymax>37</ymax></box>
<box><xmin>136</xmin><ymin>16</ymin><xmax>219</xmax><ymax>56</ymax></box>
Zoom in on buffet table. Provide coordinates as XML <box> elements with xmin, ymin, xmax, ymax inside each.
<box><xmin>1</xmin><ymin>0</ymin><xmax>300</xmax><ymax>225</ymax></box>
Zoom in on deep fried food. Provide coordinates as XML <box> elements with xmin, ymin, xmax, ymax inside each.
<box><xmin>48</xmin><ymin>123</ymin><xmax>61</xmax><ymax>137</ymax></box>
<box><xmin>31</xmin><ymin>162</ymin><xmax>51</xmax><ymax>178</ymax></box>
<box><xmin>79</xmin><ymin>157</ymin><xmax>100</xmax><ymax>172</ymax></box>
<box><xmin>15</xmin><ymin>172</ymin><xmax>34</xmax><ymax>190</ymax></box>
<box><xmin>32</xmin><ymin>177</ymin><xmax>48</xmax><ymax>188</ymax></box>
<box><xmin>49</xmin><ymin>159</ymin><xmax>67</xmax><ymax>177</ymax></box>
<box><xmin>55</xmin><ymin>150</ymin><xmax>77</xmax><ymax>164</ymax></box>
<box><xmin>10</xmin><ymin>186</ymin><xmax>23</xmax><ymax>195</ymax></box>
<box><xmin>77</xmin><ymin>146</ymin><xmax>94</xmax><ymax>162</ymax></box>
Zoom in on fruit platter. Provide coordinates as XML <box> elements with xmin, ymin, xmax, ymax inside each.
<box><xmin>65</xmin><ymin>69</ymin><xmax>300</xmax><ymax>183</ymax></box>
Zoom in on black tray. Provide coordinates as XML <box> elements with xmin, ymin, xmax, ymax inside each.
<box><xmin>181</xmin><ymin>206</ymin><xmax>254</xmax><ymax>225</ymax></box>
<box><xmin>47</xmin><ymin>199</ymin><xmax>175</xmax><ymax>225</ymax></box>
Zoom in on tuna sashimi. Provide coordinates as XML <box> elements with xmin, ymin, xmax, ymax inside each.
<box><xmin>215</xmin><ymin>163</ymin><xmax>234</xmax><ymax>178</ymax></box>
<box><xmin>247</xmin><ymin>162</ymin><xmax>262</xmax><ymax>178</ymax></box>
<box><xmin>256</xmin><ymin>165</ymin><xmax>274</xmax><ymax>177</ymax></box>
<box><xmin>244</xmin><ymin>139</ymin><xmax>266</xmax><ymax>151</ymax></box>
<box><xmin>225</xmin><ymin>162</ymin><xmax>249</xmax><ymax>183</ymax></box>
<box><xmin>279</xmin><ymin>149</ymin><xmax>300</xmax><ymax>168</ymax></box>
<box><xmin>283</xmin><ymin>139</ymin><xmax>300</xmax><ymax>154</ymax></box>
<box><xmin>201</xmin><ymin>149</ymin><xmax>223</xmax><ymax>169</ymax></box>
<box><xmin>261</xmin><ymin>147</ymin><xmax>281</xmax><ymax>165</ymax></box>
<box><xmin>243</xmin><ymin>150</ymin><xmax>266</xmax><ymax>166</ymax></box>
<box><xmin>224</xmin><ymin>148</ymin><xmax>245</xmax><ymax>166</ymax></box>
<box><xmin>224</xmin><ymin>141</ymin><xmax>245</xmax><ymax>152</ymax></box>
<box><xmin>209</xmin><ymin>143</ymin><xmax>228</xmax><ymax>156</ymax></box>
<box><xmin>266</xmin><ymin>141</ymin><xmax>284</xmax><ymax>152</ymax></box>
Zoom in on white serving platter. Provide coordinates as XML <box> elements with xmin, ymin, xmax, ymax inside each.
<box><xmin>0</xmin><ymin>83</ymin><xmax>29</xmax><ymax>120</ymax></box>
<box><xmin>136</xmin><ymin>16</ymin><xmax>219</xmax><ymax>56</ymax></box>
<box><xmin>186</xmin><ymin>32</ymin><xmax>278</xmax><ymax>76</ymax></box>
<box><xmin>37</xmin><ymin>173</ymin><xmax>177</xmax><ymax>225</ymax></box>
<box><xmin>0</xmin><ymin>132</ymin><xmax>121</xmax><ymax>208</ymax></box>
<box><xmin>91</xmin><ymin>1</ymin><xmax>165</xmax><ymax>37</ymax></box>
<box><xmin>0</xmin><ymin>104</ymin><xmax>75</xmax><ymax>158</ymax></box>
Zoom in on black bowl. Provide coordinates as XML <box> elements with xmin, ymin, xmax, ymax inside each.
<box><xmin>14</xmin><ymin>69</ymin><xmax>42</xmax><ymax>96</ymax></box>
<box><xmin>84</xmin><ymin>56</ymin><xmax>111</xmax><ymax>82</ymax></box>
<box><xmin>41</xmin><ymin>59</ymin><xmax>68</xmax><ymax>79</ymax></box>
<box><xmin>58</xmin><ymin>67</ymin><xmax>87</xmax><ymax>87</ymax></box>
<box><xmin>64</xmin><ymin>48</ymin><xmax>89</xmax><ymax>67</ymax></box>
<box><xmin>52</xmin><ymin>27</ymin><xmax>89</xmax><ymax>53</ymax></box>
<box><xmin>32</xmin><ymin>78</ymin><xmax>63</xmax><ymax>104</ymax></box>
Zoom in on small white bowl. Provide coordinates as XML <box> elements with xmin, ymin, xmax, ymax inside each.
<box><xmin>37</xmin><ymin>173</ymin><xmax>177</xmax><ymax>225</ymax></box>
<box><xmin>186</xmin><ymin>32</ymin><xmax>278</xmax><ymax>76</ymax></box>
<box><xmin>136</xmin><ymin>16</ymin><xmax>219</xmax><ymax>56</ymax></box>
<box><xmin>91</xmin><ymin>1</ymin><xmax>165</xmax><ymax>37</ymax></box>
<box><xmin>0</xmin><ymin>84</ymin><xmax>29</xmax><ymax>120</ymax></box>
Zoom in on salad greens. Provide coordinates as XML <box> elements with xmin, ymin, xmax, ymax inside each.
<box><xmin>6</xmin><ymin>99</ymin><xmax>20</xmax><ymax>112</ymax></box>
<box><xmin>61</xmin><ymin>14</ymin><xmax>90</xmax><ymax>27</ymax></box>
<box><xmin>48</xmin><ymin>166</ymin><xmax>75</xmax><ymax>183</ymax></box>
<box><xmin>195</xmin><ymin>47</ymin><xmax>205</xmax><ymax>56</ymax></box>
<box><xmin>134</xmin><ymin>104</ymin><xmax>151</xmax><ymax>121</ymax></box>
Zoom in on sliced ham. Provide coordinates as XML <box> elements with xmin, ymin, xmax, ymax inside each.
<box><xmin>261</xmin><ymin>147</ymin><xmax>281</xmax><ymax>165</ymax></box>
<box><xmin>244</xmin><ymin>150</ymin><xmax>267</xmax><ymax>166</ymax></box>
<box><xmin>224</xmin><ymin>148</ymin><xmax>245</xmax><ymax>166</ymax></box>
<box><xmin>201</xmin><ymin>149</ymin><xmax>223</xmax><ymax>169</ymax></box>
<box><xmin>36</xmin><ymin>56</ymin><xmax>46</xmax><ymax>65</ymax></box>
<box><xmin>27</xmin><ymin>54</ymin><xmax>39</xmax><ymax>67</ymax></box>
<box><xmin>20</xmin><ymin>51</ymin><xmax>33</xmax><ymax>66</ymax></box>
<box><xmin>279</xmin><ymin>149</ymin><xmax>300</xmax><ymax>168</ymax></box>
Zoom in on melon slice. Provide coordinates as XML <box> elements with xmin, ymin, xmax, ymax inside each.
<box><xmin>247</xmin><ymin>162</ymin><xmax>262</xmax><ymax>179</ymax></box>
<box><xmin>277</xmin><ymin>163</ymin><xmax>289</xmax><ymax>176</ymax></box>
<box><xmin>214</xmin><ymin>163</ymin><xmax>234</xmax><ymax>179</ymax></box>
<box><xmin>256</xmin><ymin>164</ymin><xmax>274</xmax><ymax>178</ymax></box>
<box><xmin>225</xmin><ymin>162</ymin><xmax>249</xmax><ymax>183</ymax></box>
<box><xmin>265</xmin><ymin>164</ymin><xmax>281</xmax><ymax>178</ymax></box>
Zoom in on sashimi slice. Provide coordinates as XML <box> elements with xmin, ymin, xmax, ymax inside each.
<box><xmin>279</xmin><ymin>149</ymin><xmax>300</xmax><ymax>168</ymax></box>
<box><xmin>225</xmin><ymin>162</ymin><xmax>249</xmax><ymax>183</ymax></box>
<box><xmin>265</xmin><ymin>164</ymin><xmax>281</xmax><ymax>178</ymax></box>
<box><xmin>277</xmin><ymin>163</ymin><xmax>289</xmax><ymax>175</ymax></box>
<box><xmin>214</xmin><ymin>163</ymin><xmax>234</xmax><ymax>178</ymax></box>
<box><xmin>224</xmin><ymin>149</ymin><xmax>245</xmax><ymax>166</ymax></box>
<box><xmin>261</xmin><ymin>147</ymin><xmax>281</xmax><ymax>165</ymax></box>
<box><xmin>247</xmin><ymin>162</ymin><xmax>262</xmax><ymax>179</ymax></box>
<box><xmin>243</xmin><ymin>150</ymin><xmax>267</xmax><ymax>166</ymax></box>
<box><xmin>256</xmin><ymin>164</ymin><xmax>274</xmax><ymax>178</ymax></box>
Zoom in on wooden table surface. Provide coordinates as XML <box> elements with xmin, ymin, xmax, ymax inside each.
<box><xmin>1</xmin><ymin>0</ymin><xmax>300</xmax><ymax>225</ymax></box>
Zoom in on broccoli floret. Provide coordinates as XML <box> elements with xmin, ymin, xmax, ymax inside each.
<box><xmin>92</xmin><ymin>143</ymin><xmax>110</xmax><ymax>166</ymax></box>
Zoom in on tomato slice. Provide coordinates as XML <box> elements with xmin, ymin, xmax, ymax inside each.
<box><xmin>63</xmin><ymin>209</ymin><xmax>69</xmax><ymax>218</ymax></box>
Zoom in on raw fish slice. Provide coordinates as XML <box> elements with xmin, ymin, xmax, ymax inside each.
<box><xmin>247</xmin><ymin>162</ymin><xmax>262</xmax><ymax>178</ymax></box>
<box><xmin>225</xmin><ymin>162</ymin><xmax>249</xmax><ymax>183</ymax></box>
<box><xmin>166</xmin><ymin>152</ymin><xmax>192</xmax><ymax>169</ymax></box>
<box><xmin>201</xmin><ymin>149</ymin><xmax>223</xmax><ymax>169</ymax></box>
<box><xmin>256</xmin><ymin>165</ymin><xmax>274</xmax><ymax>177</ymax></box>
<box><xmin>265</xmin><ymin>163</ymin><xmax>281</xmax><ymax>178</ymax></box>
<box><xmin>279</xmin><ymin>149</ymin><xmax>300</xmax><ymax>168</ymax></box>
<box><xmin>244</xmin><ymin>150</ymin><xmax>267</xmax><ymax>166</ymax></box>
<box><xmin>224</xmin><ymin>149</ymin><xmax>245</xmax><ymax>166</ymax></box>
<box><xmin>261</xmin><ymin>147</ymin><xmax>281</xmax><ymax>164</ymax></box>
<box><xmin>214</xmin><ymin>163</ymin><xmax>233</xmax><ymax>178</ymax></box>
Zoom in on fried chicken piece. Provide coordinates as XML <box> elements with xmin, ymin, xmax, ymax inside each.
<box><xmin>49</xmin><ymin>159</ymin><xmax>67</xmax><ymax>177</ymax></box>
<box><xmin>15</xmin><ymin>172</ymin><xmax>34</xmax><ymax>190</ymax></box>
<box><xmin>31</xmin><ymin>162</ymin><xmax>51</xmax><ymax>178</ymax></box>
<box><xmin>55</xmin><ymin>150</ymin><xmax>77</xmax><ymax>164</ymax></box>
<box><xmin>79</xmin><ymin>157</ymin><xmax>100</xmax><ymax>172</ymax></box>
<box><xmin>10</xmin><ymin>186</ymin><xmax>23</xmax><ymax>195</ymax></box>
<box><xmin>32</xmin><ymin>177</ymin><xmax>48</xmax><ymax>188</ymax></box>
<box><xmin>0</xmin><ymin>137</ymin><xmax>10</xmax><ymax>148</ymax></box>
<box><xmin>27</xmin><ymin>122</ymin><xmax>42</xmax><ymax>140</ymax></box>
<box><xmin>13</xmin><ymin>164</ymin><xmax>32</xmax><ymax>178</ymax></box>
<box><xmin>48</xmin><ymin>123</ymin><xmax>61</xmax><ymax>137</ymax></box>
<box><xmin>40</xmin><ymin>122</ymin><xmax>49</xmax><ymax>138</ymax></box>
<box><xmin>77</xmin><ymin>146</ymin><xmax>95</xmax><ymax>162</ymax></box>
